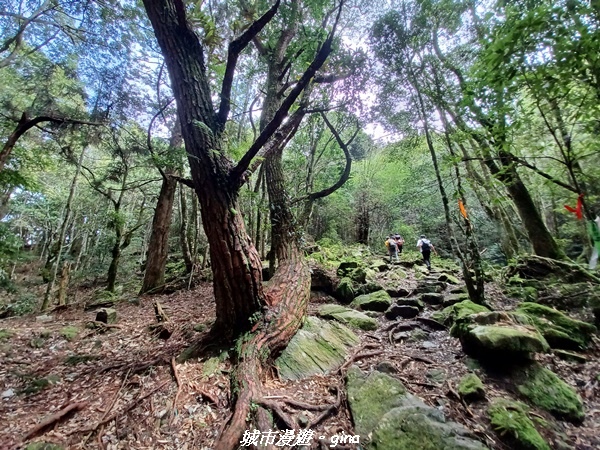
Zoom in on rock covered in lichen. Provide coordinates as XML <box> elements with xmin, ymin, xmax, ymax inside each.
<box><xmin>458</xmin><ymin>373</ymin><xmax>485</xmax><ymax>402</ymax></box>
<box><xmin>351</xmin><ymin>290</ymin><xmax>392</xmax><ymax>312</ymax></box>
<box><xmin>318</xmin><ymin>304</ymin><xmax>378</xmax><ymax>330</ymax></box>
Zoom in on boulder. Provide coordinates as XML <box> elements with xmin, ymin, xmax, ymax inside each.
<box><xmin>416</xmin><ymin>281</ymin><xmax>446</xmax><ymax>294</ymax></box>
<box><xmin>458</xmin><ymin>374</ymin><xmax>485</xmax><ymax>402</ymax></box>
<box><xmin>516</xmin><ymin>363</ymin><xmax>584</xmax><ymax>422</ymax></box>
<box><xmin>276</xmin><ymin>317</ymin><xmax>358</xmax><ymax>380</ymax></box>
<box><xmin>488</xmin><ymin>399</ymin><xmax>550</xmax><ymax>450</ymax></box>
<box><xmin>370</xmin><ymin>259</ymin><xmax>390</xmax><ymax>272</ymax></box>
<box><xmin>420</xmin><ymin>293</ymin><xmax>444</xmax><ymax>306</ymax></box>
<box><xmin>334</xmin><ymin>277</ymin><xmax>355</xmax><ymax>303</ymax></box>
<box><xmin>349</xmin><ymin>267</ymin><xmax>367</xmax><ymax>284</ymax></box>
<box><xmin>438</xmin><ymin>273</ymin><xmax>460</xmax><ymax>284</ymax></box>
<box><xmin>385</xmin><ymin>305</ymin><xmax>420</xmax><ymax>320</ymax></box>
<box><xmin>310</xmin><ymin>266</ymin><xmax>336</xmax><ymax>294</ymax></box>
<box><xmin>337</xmin><ymin>261</ymin><xmax>359</xmax><ymax>277</ymax></box>
<box><xmin>452</xmin><ymin>312</ymin><xmax>549</xmax><ymax>361</ymax></box>
<box><xmin>516</xmin><ymin>302</ymin><xmax>596</xmax><ymax>350</ymax></box>
<box><xmin>356</xmin><ymin>282</ymin><xmax>384</xmax><ymax>296</ymax></box>
<box><xmin>351</xmin><ymin>290</ymin><xmax>393</xmax><ymax>312</ymax></box>
<box><xmin>346</xmin><ymin>367</ymin><xmax>488</xmax><ymax>450</ymax></box>
<box><xmin>395</xmin><ymin>297</ymin><xmax>424</xmax><ymax>309</ymax></box>
<box><xmin>386</xmin><ymin>287</ymin><xmax>411</xmax><ymax>298</ymax></box>
<box><xmin>432</xmin><ymin>300</ymin><xmax>490</xmax><ymax>326</ymax></box>
<box><xmin>318</xmin><ymin>304</ymin><xmax>378</xmax><ymax>331</ymax></box>
<box><xmin>96</xmin><ymin>308</ymin><xmax>117</xmax><ymax>324</ymax></box>
<box><xmin>442</xmin><ymin>293</ymin><xmax>470</xmax><ymax>307</ymax></box>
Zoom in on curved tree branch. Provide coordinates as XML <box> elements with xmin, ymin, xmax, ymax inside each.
<box><xmin>229</xmin><ymin>1</ymin><xmax>345</xmax><ymax>186</ymax></box>
<box><xmin>292</xmin><ymin>113</ymin><xmax>356</xmax><ymax>204</ymax></box>
<box><xmin>217</xmin><ymin>0</ymin><xmax>281</xmax><ymax>131</ymax></box>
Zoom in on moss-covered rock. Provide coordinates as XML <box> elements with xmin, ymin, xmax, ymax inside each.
<box><xmin>416</xmin><ymin>281</ymin><xmax>446</xmax><ymax>294</ymax></box>
<box><xmin>432</xmin><ymin>300</ymin><xmax>490</xmax><ymax>327</ymax></box>
<box><xmin>443</xmin><ymin>293</ymin><xmax>470</xmax><ymax>307</ymax></box>
<box><xmin>334</xmin><ymin>277</ymin><xmax>355</xmax><ymax>303</ymax></box>
<box><xmin>0</xmin><ymin>328</ymin><xmax>13</xmax><ymax>341</ymax></box>
<box><xmin>516</xmin><ymin>363</ymin><xmax>584</xmax><ymax>422</ymax></box>
<box><xmin>60</xmin><ymin>326</ymin><xmax>79</xmax><ymax>341</ymax></box>
<box><xmin>355</xmin><ymin>281</ymin><xmax>384</xmax><ymax>296</ymax></box>
<box><xmin>505</xmin><ymin>286</ymin><xmax>539</xmax><ymax>302</ymax></box>
<box><xmin>96</xmin><ymin>307</ymin><xmax>117</xmax><ymax>324</ymax></box>
<box><xmin>516</xmin><ymin>302</ymin><xmax>596</xmax><ymax>350</ymax></box>
<box><xmin>318</xmin><ymin>304</ymin><xmax>378</xmax><ymax>330</ymax></box>
<box><xmin>349</xmin><ymin>267</ymin><xmax>367</xmax><ymax>284</ymax></box>
<box><xmin>370</xmin><ymin>259</ymin><xmax>389</xmax><ymax>272</ymax></box>
<box><xmin>25</xmin><ymin>443</ymin><xmax>65</xmax><ymax>450</ymax></box>
<box><xmin>351</xmin><ymin>290</ymin><xmax>392</xmax><ymax>312</ymax></box>
<box><xmin>438</xmin><ymin>273</ymin><xmax>460</xmax><ymax>284</ymax></box>
<box><xmin>346</xmin><ymin>367</ymin><xmax>488</xmax><ymax>450</ymax></box>
<box><xmin>488</xmin><ymin>399</ymin><xmax>550</xmax><ymax>450</ymax></box>
<box><xmin>337</xmin><ymin>261</ymin><xmax>359</xmax><ymax>277</ymax></box>
<box><xmin>458</xmin><ymin>374</ymin><xmax>485</xmax><ymax>402</ymax></box>
<box><xmin>276</xmin><ymin>317</ymin><xmax>358</xmax><ymax>380</ymax></box>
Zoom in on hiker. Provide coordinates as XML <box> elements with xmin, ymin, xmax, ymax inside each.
<box><xmin>417</xmin><ymin>234</ymin><xmax>435</xmax><ymax>270</ymax></box>
<box><xmin>394</xmin><ymin>234</ymin><xmax>405</xmax><ymax>254</ymax></box>
<box><xmin>386</xmin><ymin>234</ymin><xmax>399</xmax><ymax>262</ymax></box>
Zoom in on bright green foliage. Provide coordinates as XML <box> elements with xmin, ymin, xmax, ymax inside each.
<box><xmin>488</xmin><ymin>399</ymin><xmax>550</xmax><ymax>450</ymax></box>
<box><xmin>458</xmin><ymin>373</ymin><xmax>485</xmax><ymax>401</ymax></box>
<box><xmin>60</xmin><ymin>326</ymin><xmax>79</xmax><ymax>341</ymax></box>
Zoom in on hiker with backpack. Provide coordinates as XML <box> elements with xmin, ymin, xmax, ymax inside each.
<box><xmin>386</xmin><ymin>234</ymin><xmax>399</xmax><ymax>263</ymax></box>
<box><xmin>394</xmin><ymin>234</ymin><xmax>405</xmax><ymax>254</ymax></box>
<box><xmin>417</xmin><ymin>234</ymin><xmax>436</xmax><ymax>270</ymax></box>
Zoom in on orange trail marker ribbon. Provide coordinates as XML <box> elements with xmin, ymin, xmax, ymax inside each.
<box><xmin>458</xmin><ymin>199</ymin><xmax>468</xmax><ymax>220</ymax></box>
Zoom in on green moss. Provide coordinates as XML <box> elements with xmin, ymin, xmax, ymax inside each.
<box><xmin>335</xmin><ymin>277</ymin><xmax>355</xmax><ymax>303</ymax></box>
<box><xmin>20</xmin><ymin>374</ymin><xmax>61</xmax><ymax>395</ymax></box>
<box><xmin>0</xmin><ymin>328</ymin><xmax>13</xmax><ymax>341</ymax></box>
<box><xmin>505</xmin><ymin>286</ymin><xmax>539</xmax><ymax>302</ymax></box>
<box><xmin>346</xmin><ymin>367</ymin><xmax>407</xmax><ymax>437</ymax></box>
<box><xmin>276</xmin><ymin>317</ymin><xmax>358</xmax><ymax>380</ymax></box>
<box><xmin>25</xmin><ymin>443</ymin><xmax>64</xmax><ymax>450</ymax></box>
<box><xmin>318</xmin><ymin>304</ymin><xmax>378</xmax><ymax>330</ymax></box>
<box><xmin>350</xmin><ymin>290</ymin><xmax>392</xmax><ymax>312</ymax></box>
<box><xmin>488</xmin><ymin>399</ymin><xmax>550</xmax><ymax>450</ymax></box>
<box><xmin>516</xmin><ymin>302</ymin><xmax>596</xmax><ymax>350</ymax></box>
<box><xmin>349</xmin><ymin>267</ymin><xmax>367</xmax><ymax>283</ymax></box>
<box><xmin>435</xmin><ymin>299</ymin><xmax>490</xmax><ymax>329</ymax></box>
<box><xmin>458</xmin><ymin>374</ymin><xmax>485</xmax><ymax>401</ymax></box>
<box><xmin>193</xmin><ymin>323</ymin><xmax>207</xmax><ymax>332</ymax></box>
<box><xmin>517</xmin><ymin>363</ymin><xmax>584</xmax><ymax>422</ymax></box>
<box><xmin>60</xmin><ymin>326</ymin><xmax>79</xmax><ymax>341</ymax></box>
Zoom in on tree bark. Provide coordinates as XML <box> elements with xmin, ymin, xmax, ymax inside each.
<box><xmin>178</xmin><ymin>185</ymin><xmax>193</xmax><ymax>274</ymax></box>
<box><xmin>140</xmin><ymin>173</ymin><xmax>178</xmax><ymax>294</ymax></box>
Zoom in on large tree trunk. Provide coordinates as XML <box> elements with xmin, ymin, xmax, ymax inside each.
<box><xmin>140</xmin><ymin>173</ymin><xmax>178</xmax><ymax>294</ymax></box>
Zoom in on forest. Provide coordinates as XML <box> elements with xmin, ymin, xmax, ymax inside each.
<box><xmin>0</xmin><ymin>0</ymin><xmax>599</xmax><ymax>449</ymax></box>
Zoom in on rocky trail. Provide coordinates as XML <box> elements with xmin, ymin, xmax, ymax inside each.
<box><xmin>1</xmin><ymin>251</ymin><xmax>599</xmax><ymax>450</ymax></box>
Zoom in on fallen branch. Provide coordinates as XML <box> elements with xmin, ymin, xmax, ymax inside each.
<box><xmin>339</xmin><ymin>350</ymin><xmax>383</xmax><ymax>373</ymax></box>
<box><xmin>23</xmin><ymin>401</ymin><xmax>88</xmax><ymax>441</ymax></box>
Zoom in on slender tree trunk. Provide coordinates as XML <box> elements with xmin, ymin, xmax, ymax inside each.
<box><xmin>178</xmin><ymin>185</ymin><xmax>193</xmax><ymax>273</ymax></box>
<box><xmin>57</xmin><ymin>261</ymin><xmax>71</xmax><ymax>306</ymax></box>
<box><xmin>140</xmin><ymin>174</ymin><xmax>178</xmax><ymax>294</ymax></box>
<box><xmin>106</xmin><ymin>221</ymin><xmax>122</xmax><ymax>293</ymax></box>
<box><xmin>41</xmin><ymin>146</ymin><xmax>85</xmax><ymax>310</ymax></box>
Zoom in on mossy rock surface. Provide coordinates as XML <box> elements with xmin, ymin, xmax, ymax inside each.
<box><xmin>458</xmin><ymin>373</ymin><xmax>485</xmax><ymax>402</ymax></box>
<box><xmin>349</xmin><ymin>267</ymin><xmax>367</xmax><ymax>284</ymax></box>
<box><xmin>346</xmin><ymin>367</ymin><xmax>488</xmax><ymax>450</ymax></box>
<box><xmin>276</xmin><ymin>317</ymin><xmax>358</xmax><ymax>380</ymax></box>
<box><xmin>516</xmin><ymin>302</ymin><xmax>596</xmax><ymax>350</ymax></box>
<box><xmin>438</xmin><ymin>273</ymin><xmax>460</xmax><ymax>284</ymax></box>
<box><xmin>337</xmin><ymin>261</ymin><xmax>359</xmax><ymax>276</ymax></box>
<box><xmin>0</xmin><ymin>328</ymin><xmax>13</xmax><ymax>341</ymax></box>
<box><xmin>334</xmin><ymin>277</ymin><xmax>355</xmax><ymax>304</ymax></box>
<box><xmin>516</xmin><ymin>363</ymin><xmax>584</xmax><ymax>422</ymax></box>
<box><xmin>488</xmin><ymin>399</ymin><xmax>550</xmax><ymax>450</ymax></box>
<box><xmin>443</xmin><ymin>293</ymin><xmax>470</xmax><ymax>307</ymax></box>
<box><xmin>355</xmin><ymin>281</ymin><xmax>384</xmax><ymax>296</ymax></box>
<box><xmin>370</xmin><ymin>259</ymin><xmax>389</xmax><ymax>272</ymax></box>
<box><xmin>505</xmin><ymin>286</ymin><xmax>539</xmax><ymax>302</ymax></box>
<box><xmin>434</xmin><ymin>300</ymin><xmax>490</xmax><ymax>327</ymax></box>
<box><xmin>60</xmin><ymin>326</ymin><xmax>79</xmax><ymax>341</ymax></box>
<box><xmin>318</xmin><ymin>304</ymin><xmax>378</xmax><ymax>330</ymax></box>
<box><xmin>351</xmin><ymin>290</ymin><xmax>392</xmax><ymax>312</ymax></box>
<box><xmin>25</xmin><ymin>443</ymin><xmax>65</xmax><ymax>450</ymax></box>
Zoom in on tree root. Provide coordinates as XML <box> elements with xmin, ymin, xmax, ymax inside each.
<box><xmin>23</xmin><ymin>401</ymin><xmax>88</xmax><ymax>441</ymax></box>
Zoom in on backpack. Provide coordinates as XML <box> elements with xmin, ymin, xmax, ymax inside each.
<box><xmin>421</xmin><ymin>239</ymin><xmax>431</xmax><ymax>252</ymax></box>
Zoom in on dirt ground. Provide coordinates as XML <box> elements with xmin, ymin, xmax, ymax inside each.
<box><xmin>1</xmin><ymin>266</ymin><xmax>599</xmax><ymax>450</ymax></box>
